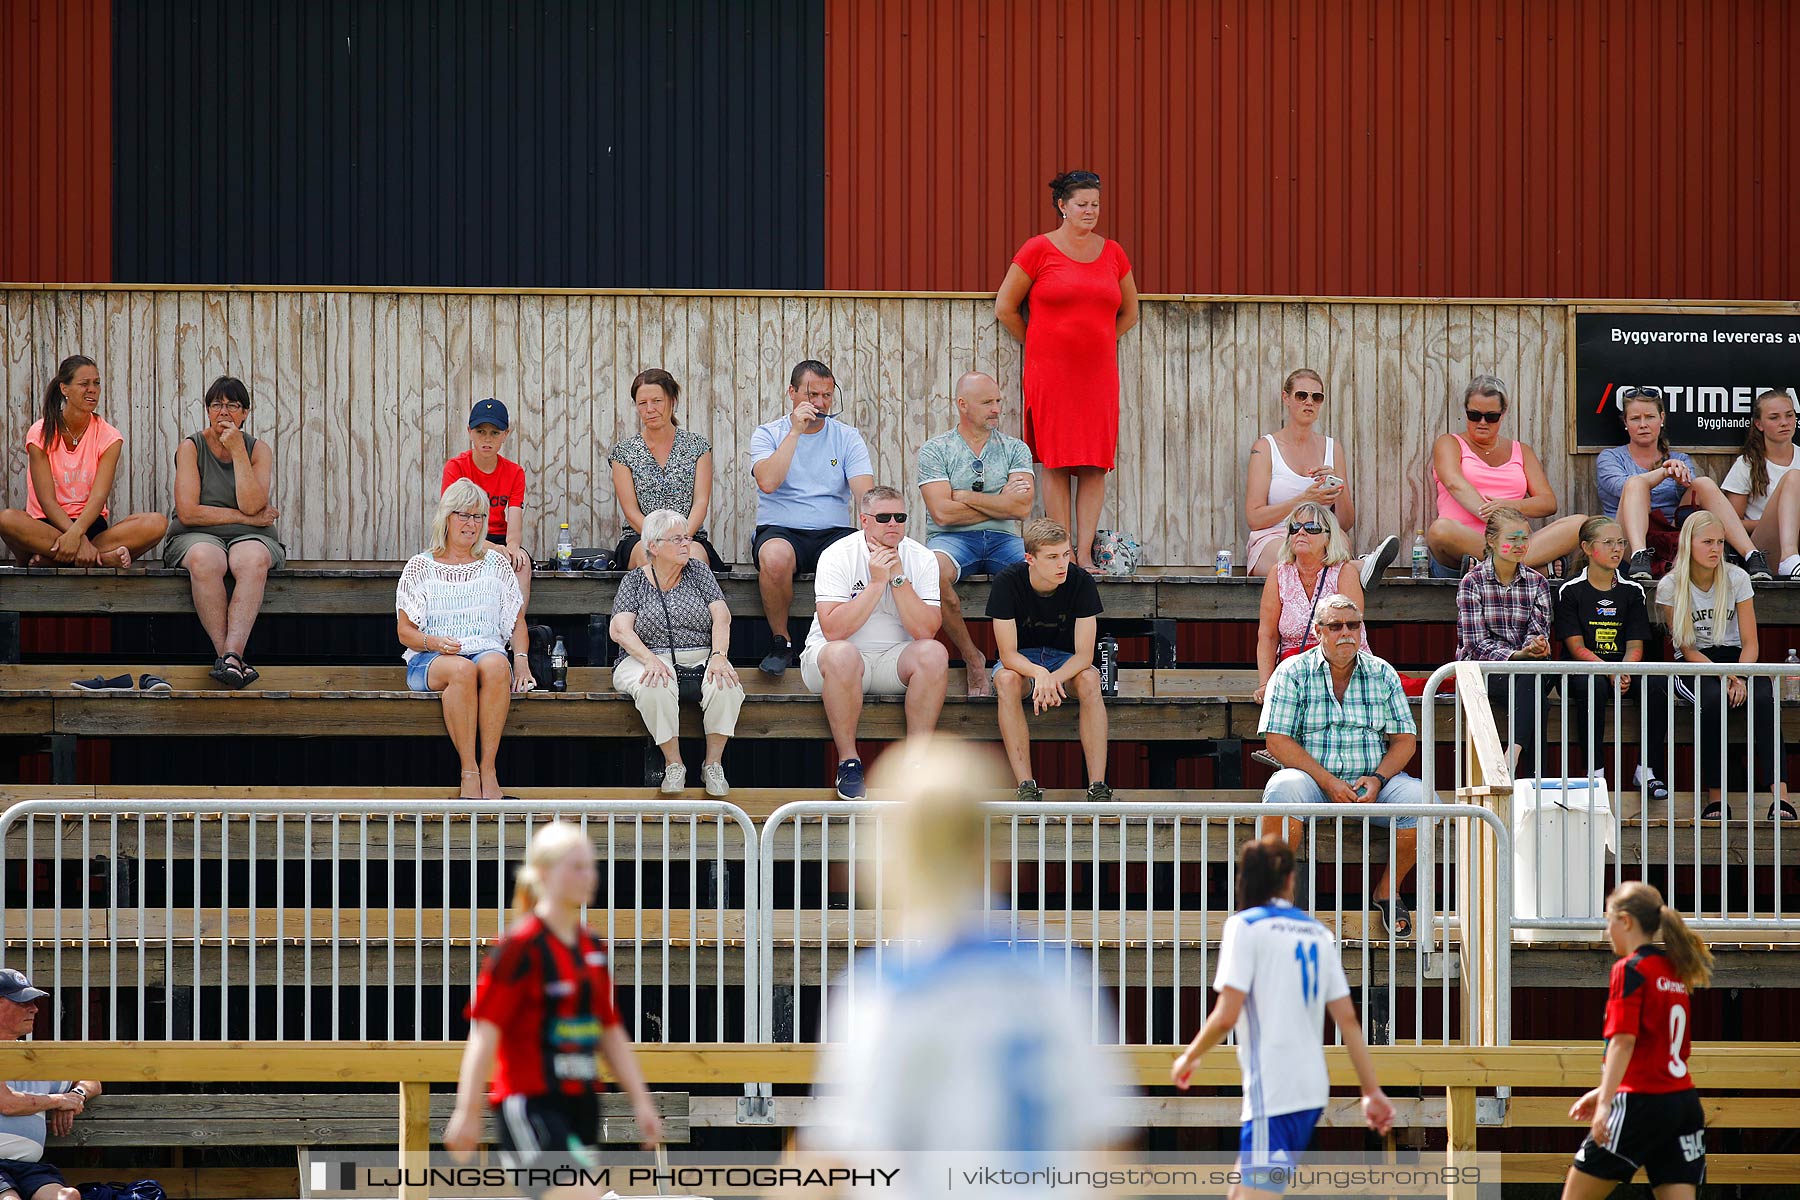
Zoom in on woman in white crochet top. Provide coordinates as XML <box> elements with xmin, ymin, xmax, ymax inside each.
<box><xmin>397</xmin><ymin>478</ymin><xmax>536</xmax><ymax>799</ymax></box>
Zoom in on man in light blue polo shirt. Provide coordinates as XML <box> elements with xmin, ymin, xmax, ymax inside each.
<box><xmin>750</xmin><ymin>360</ymin><xmax>875</xmax><ymax>675</ymax></box>
<box><xmin>0</xmin><ymin>968</ymin><xmax>100</xmax><ymax>1200</ymax></box>
<box><xmin>918</xmin><ymin>371</ymin><xmax>1035</xmax><ymax>696</ymax></box>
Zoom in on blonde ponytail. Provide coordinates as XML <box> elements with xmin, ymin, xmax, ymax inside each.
<box><xmin>512</xmin><ymin>820</ymin><xmax>592</xmax><ymax>916</ymax></box>
<box><xmin>511</xmin><ymin>864</ymin><xmax>542</xmax><ymax>915</ymax></box>
<box><xmin>1609</xmin><ymin>881</ymin><xmax>1713</xmax><ymax>990</ymax></box>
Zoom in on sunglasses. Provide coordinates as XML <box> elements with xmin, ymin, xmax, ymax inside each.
<box><xmin>1465</xmin><ymin>408</ymin><xmax>1504</xmax><ymax>424</ymax></box>
<box><xmin>1290</xmin><ymin>390</ymin><xmax>1325</xmax><ymax>403</ymax></box>
<box><xmin>1287</xmin><ymin>521</ymin><xmax>1325</xmax><ymax>537</ymax></box>
<box><xmin>869</xmin><ymin>512</ymin><xmax>908</xmax><ymax>524</ymax></box>
<box><xmin>1620</xmin><ymin>386</ymin><xmax>1663</xmax><ymax>401</ymax></box>
<box><xmin>1319</xmin><ymin>619</ymin><xmax>1363</xmax><ymax>632</ymax></box>
<box><xmin>971</xmin><ymin>457</ymin><xmax>986</xmax><ymax>493</ymax></box>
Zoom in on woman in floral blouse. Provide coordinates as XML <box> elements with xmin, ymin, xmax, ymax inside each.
<box><xmin>609</xmin><ymin>369</ymin><xmax>724</xmax><ymax>570</ymax></box>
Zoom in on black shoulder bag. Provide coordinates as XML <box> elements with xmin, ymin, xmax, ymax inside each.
<box><xmin>654</xmin><ymin>569</ymin><xmax>706</xmax><ymax>703</ymax></box>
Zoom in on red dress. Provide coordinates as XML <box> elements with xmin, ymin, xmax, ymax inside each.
<box><xmin>1012</xmin><ymin>234</ymin><xmax>1133</xmax><ymax>471</ymax></box>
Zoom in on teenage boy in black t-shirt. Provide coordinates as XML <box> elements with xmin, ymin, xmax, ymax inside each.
<box><xmin>988</xmin><ymin>518</ymin><xmax>1109</xmax><ymax>802</ymax></box>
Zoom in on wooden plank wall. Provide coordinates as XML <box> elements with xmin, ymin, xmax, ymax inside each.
<box><xmin>0</xmin><ymin>289</ymin><xmax>1662</xmax><ymax>567</ymax></box>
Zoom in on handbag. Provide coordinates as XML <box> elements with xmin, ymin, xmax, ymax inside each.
<box><xmin>1092</xmin><ymin>529</ymin><xmax>1142</xmax><ymax>576</ymax></box>
<box><xmin>654</xmin><ymin>573</ymin><xmax>706</xmax><ymax>704</ymax></box>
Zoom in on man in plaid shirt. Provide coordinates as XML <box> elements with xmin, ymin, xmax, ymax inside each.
<box><xmin>1258</xmin><ymin>593</ymin><xmax>1431</xmax><ymax>940</ymax></box>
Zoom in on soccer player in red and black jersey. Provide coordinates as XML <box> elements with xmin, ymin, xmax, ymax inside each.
<box><xmin>1563</xmin><ymin>881</ymin><xmax>1715</xmax><ymax>1200</ymax></box>
<box><xmin>446</xmin><ymin>821</ymin><xmax>662</xmax><ymax>1197</ymax></box>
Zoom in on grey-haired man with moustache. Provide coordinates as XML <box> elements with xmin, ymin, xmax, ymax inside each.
<box><xmin>0</xmin><ymin>969</ymin><xmax>100</xmax><ymax>1200</ymax></box>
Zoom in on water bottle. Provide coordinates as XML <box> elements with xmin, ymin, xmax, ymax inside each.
<box><xmin>1785</xmin><ymin>648</ymin><xmax>1800</xmax><ymax>705</ymax></box>
<box><xmin>1410</xmin><ymin>530</ymin><xmax>1430</xmax><ymax>579</ymax></box>
<box><xmin>550</xmin><ymin>637</ymin><xmax>568</xmax><ymax>693</ymax></box>
<box><xmin>555</xmin><ymin>523</ymin><xmax>573</xmax><ymax>573</ymax></box>
<box><xmin>1098</xmin><ymin>635</ymin><xmax>1119</xmax><ymax>697</ymax></box>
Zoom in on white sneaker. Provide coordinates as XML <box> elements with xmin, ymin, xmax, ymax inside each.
<box><xmin>1783</xmin><ymin>554</ymin><xmax>1800</xmax><ymax>580</ymax></box>
<box><xmin>701</xmin><ymin>762</ymin><xmax>729</xmax><ymax>798</ymax></box>
<box><xmin>1361</xmin><ymin>535</ymin><xmax>1401</xmax><ymax>590</ymax></box>
<box><xmin>659</xmin><ymin>763</ymin><xmax>687</xmax><ymax>795</ymax></box>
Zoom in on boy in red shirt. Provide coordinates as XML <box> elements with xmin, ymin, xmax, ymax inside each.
<box><xmin>442</xmin><ymin>398</ymin><xmax>532</xmax><ymax>609</ymax></box>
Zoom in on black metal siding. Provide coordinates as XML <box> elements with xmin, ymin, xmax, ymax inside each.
<box><xmin>112</xmin><ymin>0</ymin><xmax>825</xmax><ymax>288</ymax></box>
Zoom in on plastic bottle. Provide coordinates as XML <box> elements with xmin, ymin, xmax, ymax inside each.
<box><xmin>1098</xmin><ymin>635</ymin><xmax>1119</xmax><ymax>697</ymax></box>
<box><xmin>550</xmin><ymin>637</ymin><xmax>569</xmax><ymax>694</ymax></box>
<box><xmin>1785</xmin><ymin>648</ymin><xmax>1800</xmax><ymax>705</ymax></box>
<box><xmin>555</xmin><ymin>524</ymin><xmax>573</xmax><ymax>573</ymax></box>
<box><xmin>1410</xmin><ymin>530</ymin><xmax>1430</xmax><ymax>579</ymax></box>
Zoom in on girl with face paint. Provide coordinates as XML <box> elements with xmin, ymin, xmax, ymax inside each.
<box><xmin>1455</xmin><ymin>506</ymin><xmax>1557</xmax><ymax>777</ymax></box>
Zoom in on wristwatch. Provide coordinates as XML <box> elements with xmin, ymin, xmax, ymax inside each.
<box><xmin>889</xmin><ymin>574</ymin><xmax>909</xmax><ymax>588</ymax></box>
<box><xmin>1372</xmin><ymin>772</ymin><xmax>1391</xmax><ymax>788</ymax></box>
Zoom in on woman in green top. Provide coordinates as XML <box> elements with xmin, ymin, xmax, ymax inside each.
<box><xmin>164</xmin><ymin>376</ymin><xmax>285</xmax><ymax>689</ymax></box>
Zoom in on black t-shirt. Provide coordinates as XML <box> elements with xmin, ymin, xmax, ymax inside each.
<box><xmin>986</xmin><ymin>562</ymin><xmax>1105</xmax><ymax>655</ymax></box>
<box><xmin>1553</xmin><ymin>572</ymin><xmax>1651</xmax><ymax>662</ymax></box>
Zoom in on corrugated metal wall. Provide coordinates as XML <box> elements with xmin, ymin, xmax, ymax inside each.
<box><xmin>823</xmin><ymin>0</ymin><xmax>1800</xmax><ymax>298</ymax></box>
<box><xmin>0</xmin><ymin>0</ymin><xmax>112</xmax><ymax>283</ymax></box>
<box><xmin>108</xmin><ymin>0</ymin><xmax>825</xmax><ymax>288</ymax></box>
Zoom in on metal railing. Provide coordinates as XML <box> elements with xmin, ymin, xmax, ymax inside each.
<box><xmin>757</xmin><ymin>800</ymin><xmax>1512</xmax><ymax>1049</ymax></box>
<box><xmin>1423</xmin><ymin>659</ymin><xmax>1800</xmax><ymax>932</ymax></box>
<box><xmin>0</xmin><ymin>799</ymin><xmax>759</xmax><ymax>1043</ymax></box>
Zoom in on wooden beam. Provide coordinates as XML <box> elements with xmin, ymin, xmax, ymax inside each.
<box><xmin>398</xmin><ymin>1081</ymin><xmax>430</xmax><ymax>1200</ymax></box>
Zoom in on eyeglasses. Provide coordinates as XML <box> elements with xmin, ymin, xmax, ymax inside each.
<box><xmin>869</xmin><ymin>512</ymin><xmax>908</xmax><ymax>524</ymax></box>
<box><xmin>1290</xmin><ymin>390</ymin><xmax>1325</xmax><ymax>403</ymax></box>
<box><xmin>206</xmin><ymin>400</ymin><xmax>246</xmax><ymax>413</ymax></box>
<box><xmin>654</xmin><ymin>534</ymin><xmax>692</xmax><ymax>546</ymax></box>
<box><xmin>1620</xmin><ymin>386</ymin><xmax>1663</xmax><ymax>401</ymax></box>
<box><xmin>1287</xmin><ymin>521</ymin><xmax>1325</xmax><ymax>536</ymax></box>
<box><xmin>450</xmin><ymin>510</ymin><xmax>486</xmax><ymax>523</ymax></box>
<box><xmin>1318</xmin><ymin>619</ymin><xmax>1363</xmax><ymax>632</ymax></box>
<box><xmin>1464</xmin><ymin>408</ymin><xmax>1504</xmax><ymax>424</ymax></box>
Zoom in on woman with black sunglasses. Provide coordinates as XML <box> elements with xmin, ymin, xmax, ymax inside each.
<box><xmin>1252</xmin><ymin>502</ymin><xmax>1365</xmax><ymax>704</ymax></box>
<box><xmin>1427</xmin><ymin>374</ymin><xmax>1586</xmax><ymax>576</ymax></box>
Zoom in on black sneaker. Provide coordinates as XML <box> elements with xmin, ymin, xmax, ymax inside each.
<box><xmin>137</xmin><ymin>674</ymin><xmax>172</xmax><ymax>693</ymax></box>
<box><xmin>835</xmin><ymin>757</ymin><xmax>866</xmax><ymax>800</ymax></box>
<box><xmin>1625</xmin><ymin>548</ymin><xmax>1655</xmax><ymax>583</ymax></box>
<box><xmin>71</xmin><ymin>674</ymin><xmax>133</xmax><ymax>692</ymax></box>
<box><xmin>1015</xmin><ymin>779</ymin><xmax>1044</xmax><ymax>802</ymax></box>
<box><xmin>759</xmin><ymin>636</ymin><xmax>794</xmax><ymax>676</ymax></box>
<box><xmin>1085</xmin><ymin>781</ymin><xmax>1114</xmax><ymax>803</ymax></box>
<box><xmin>1360</xmin><ymin>535</ymin><xmax>1400</xmax><ymax>591</ymax></box>
<box><xmin>1745</xmin><ymin>550</ymin><xmax>1774</xmax><ymax>582</ymax></box>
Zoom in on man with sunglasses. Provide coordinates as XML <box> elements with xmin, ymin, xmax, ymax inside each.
<box><xmin>800</xmin><ymin>487</ymin><xmax>948</xmax><ymax>799</ymax></box>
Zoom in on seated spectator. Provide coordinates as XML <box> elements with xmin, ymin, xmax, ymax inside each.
<box><xmin>1722</xmin><ymin>389</ymin><xmax>1800</xmax><ymax>580</ymax></box>
<box><xmin>442</xmin><ymin>398</ymin><xmax>533</xmax><ymax>612</ymax></box>
<box><xmin>1600</xmin><ymin>386</ymin><xmax>1765</xmax><ymax>582</ymax></box>
<box><xmin>1244</xmin><ymin>367</ymin><xmax>1398</xmax><ymax>584</ymax></box>
<box><xmin>990</xmin><ymin>519</ymin><xmax>1109</xmax><ymax>802</ymax></box>
<box><xmin>396</xmin><ymin>479</ymin><xmax>535</xmax><ymax>800</ymax></box>
<box><xmin>609</xmin><ymin>369</ymin><xmax>724</xmax><ymax>571</ymax></box>
<box><xmin>1653</xmin><ymin>512</ymin><xmax>1795</xmax><ymax>821</ymax></box>
<box><xmin>1427</xmin><ymin>374</ymin><xmax>1584</xmax><ymax>574</ymax></box>
<box><xmin>751</xmin><ymin>360</ymin><xmax>874</xmax><ymax>676</ymax></box>
<box><xmin>0</xmin><ymin>967</ymin><xmax>100</xmax><ymax>1200</ymax></box>
<box><xmin>608</xmin><ymin>509</ymin><xmax>744</xmax><ymax>797</ymax></box>
<box><xmin>1253</xmin><ymin>502</ymin><xmax>1366</xmax><ymax>705</ymax></box>
<box><xmin>1258</xmin><ymin>593</ymin><xmax>1430</xmax><ymax>937</ymax></box>
<box><xmin>163</xmin><ymin>376</ymin><xmax>285</xmax><ymax>689</ymax></box>
<box><xmin>0</xmin><ymin>355</ymin><xmax>166</xmax><ymax>567</ymax></box>
<box><xmin>801</xmin><ymin>486</ymin><xmax>947</xmax><ymax>799</ymax></box>
<box><xmin>918</xmin><ymin>370</ymin><xmax>1034</xmax><ymax>697</ymax></box>
<box><xmin>1456</xmin><ymin>506</ymin><xmax>1556</xmax><ymax>779</ymax></box>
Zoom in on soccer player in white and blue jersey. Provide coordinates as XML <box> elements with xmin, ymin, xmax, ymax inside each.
<box><xmin>1171</xmin><ymin>835</ymin><xmax>1394</xmax><ymax>1197</ymax></box>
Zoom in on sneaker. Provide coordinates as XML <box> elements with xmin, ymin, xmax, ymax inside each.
<box><xmin>71</xmin><ymin>674</ymin><xmax>133</xmax><ymax>692</ymax></box>
<box><xmin>1015</xmin><ymin>779</ymin><xmax>1044</xmax><ymax>802</ymax></box>
<box><xmin>1625</xmin><ymin>548</ymin><xmax>1655</xmax><ymax>583</ymax></box>
<box><xmin>659</xmin><ymin>763</ymin><xmax>687</xmax><ymax>795</ymax></box>
<box><xmin>835</xmin><ymin>758</ymin><xmax>866</xmax><ymax>800</ymax></box>
<box><xmin>700</xmin><ymin>762</ymin><xmax>729</xmax><ymax>798</ymax></box>
<box><xmin>1360</xmin><ymin>535</ymin><xmax>1400</xmax><ymax>591</ymax></box>
<box><xmin>759</xmin><ymin>637</ymin><xmax>794</xmax><ymax>676</ymax></box>
<box><xmin>1085</xmin><ymin>781</ymin><xmax>1114</xmax><ymax>803</ymax></box>
<box><xmin>1745</xmin><ymin>550</ymin><xmax>1774</xmax><ymax>582</ymax></box>
<box><xmin>137</xmin><ymin>674</ymin><xmax>172</xmax><ymax>693</ymax></box>
<box><xmin>1784</xmin><ymin>554</ymin><xmax>1800</xmax><ymax>581</ymax></box>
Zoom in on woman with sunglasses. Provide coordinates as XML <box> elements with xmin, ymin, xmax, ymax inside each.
<box><xmin>995</xmin><ymin>169</ymin><xmax>1139</xmax><ymax>572</ymax></box>
<box><xmin>396</xmin><ymin>479</ymin><xmax>536</xmax><ymax>800</ymax></box>
<box><xmin>1601</xmin><ymin>387</ymin><xmax>1766</xmax><ymax>583</ymax></box>
<box><xmin>1721</xmin><ymin>389</ymin><xmax>1800</xmax><ymax>580</ymax></box>
<box><xmin>1252</xmin><ymin>502</ymin><xmax>1365</xmax><ymax>704</ymax></box>
<box><xmin>163</xmin><ymin>376</ymin><xmax>285</xmax><ymax>689</ymax></box>
<box><xmin>1428</xmin><ymin>375</ymin><xmax>1585</xmax><ymax>575</ymax></box>
<box><xmin>1456</xmin><ymin>506</ymin><xmax>1557</xmax><ymax>778</ymax></box>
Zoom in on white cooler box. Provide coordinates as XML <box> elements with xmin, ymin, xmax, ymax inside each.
<box><xmin>1513</xmin><ymin>777</ymin><xmax>1615</xmax><ymax>943</ymax></box>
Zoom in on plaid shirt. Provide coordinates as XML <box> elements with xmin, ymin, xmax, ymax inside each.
<box><xmin>1456</xmin><ymin>558</ymin><xmax>1552</xmax><ymax>662</ymax></box>
<box><xmin>1258</xmin><ymin>647</ymin><xmax>1416</xmax><ymax>781</ymax></box>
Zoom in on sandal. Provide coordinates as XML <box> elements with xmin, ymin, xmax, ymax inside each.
<box><xmin>1701</xmin><ymin>801</ymin><xmax>1726</xmax><ymax>822</ymax></box>
<box><xmin>1639</xmin><ymin>775</ymin><xmax>1670</xmax><ymax>805</ymax></box>
<box><xmin>236</xmin><ymin>656</ymin><xmax>260</xmax><ymax>687</ymax></box>
<box><xmin>1769</xmin><ymin>800</ymin><xmax>1799</xmax><ymax>822</ymax></box>
<box><xmin>1371</xmin><ymin>897</ymin><xmax>1413</xmax><ymax>940</ymax></box>
<box><xmin>220</xmin><ymin>652</ymin><xmax>254</xmax><ymax>690</ymax></box>
<box><xmin>209</xmin><ymin>655</ymin><xmax>246</xmax><ymax>688</ymax></box>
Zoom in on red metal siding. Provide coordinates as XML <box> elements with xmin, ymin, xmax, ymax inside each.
<box><xmin>0</xmin><ymin>0</ymin><xmax>112</xmax><ymax>282</ymax></box>
<box><xmin>824</xmin><ymin>0</ymin><xmax>1798</xmax><ymax>298</ymax></box>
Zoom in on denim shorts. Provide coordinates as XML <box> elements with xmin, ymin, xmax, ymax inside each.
<box><xmin>406</xmin><ymin>648</ymin><xmax>511</xmax><ymax>692</ymax></box>
<box><xmin>928</xmin><ymin>529</ymin><xmax>1026</xmax><ymax>581</ymax></box>
<box><xmin>992</xmin><ymin>646</ymin><xmax>1075</xmax><ymax>679</ymax></box>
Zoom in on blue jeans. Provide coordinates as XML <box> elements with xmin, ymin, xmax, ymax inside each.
<box><xmin>1261</xmin><ymin>768</ymin><xmax>1429</xmax><ymax>829</ymax></box>
<box><xmin>991</xmin><ymin>646</ymin><xmax>1075</xmax><ymax>680</ymax></box>
<box><xmin>928</xmin><ymin>529</ymin><xmax>1025</xmax><ymax>581</ymax></box>
<box><xmin>406</xmin><ymin>648</ymin><xmax>510</xmax><ymax>692</ymax></box>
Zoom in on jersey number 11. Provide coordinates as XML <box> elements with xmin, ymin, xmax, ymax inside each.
<box><xmin>1294</xmin><ymin>942</ymin><xmax>1321</xmax><ymax>1003</ymax></box>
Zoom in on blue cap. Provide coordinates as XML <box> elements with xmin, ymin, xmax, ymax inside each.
<box><xmin>0</xmin><ymin>968</ymin><xmax>46</xmax><ymax>1004</ymax></box>
<box><xmin>468</xmin><ymin>398</ymin><xmax>509</xmax><ymax>431</ymax></box>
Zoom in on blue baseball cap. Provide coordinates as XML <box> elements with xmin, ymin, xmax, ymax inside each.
<box><xmin>0</xmin><ymin>969</ymin><xmax>46</xmax><ymax>1003</ymax></box>
<box><xmin>468</xmin><ymin>398</ymin><xmax>510</xmax><ymax>430</ymax></box>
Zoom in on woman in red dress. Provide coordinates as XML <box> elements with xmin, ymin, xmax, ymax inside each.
<box><xmin>996</xmin><ymin>170</ymin><xmax>1140</xmax><ymax>572</ymax></box>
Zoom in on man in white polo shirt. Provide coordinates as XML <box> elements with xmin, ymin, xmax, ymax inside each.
<box><xmin>802</xmin><ymin>486</ymin><xmax>948</xmax><ymax>798</ymax></box>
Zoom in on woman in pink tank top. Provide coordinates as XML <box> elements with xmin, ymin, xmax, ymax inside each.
<box><xmin>1426</xmin><ymin>375</ymin><xmax>1586</xmax><ymax>574</ymax></box>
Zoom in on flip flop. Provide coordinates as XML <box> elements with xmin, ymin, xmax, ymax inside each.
<box><xmin>1701</xmin><ymin>801</ymin><xmax>1726</xmax><ymax>822</ymax></box>
<box><xmin>1372</xmin><ymin>897</ymin><xmax>1413</xmax><ymax>940</ymax></box>
<box><xmin>1768</xmin><ymin>800</ymin><xmax>1799</xmax><ymax>822</ymax></box>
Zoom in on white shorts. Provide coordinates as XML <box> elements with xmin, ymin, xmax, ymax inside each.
<box><xmin>800</xmin><ymin>642</ymin><xmax>910</xmax><ymax>696</ymax></box>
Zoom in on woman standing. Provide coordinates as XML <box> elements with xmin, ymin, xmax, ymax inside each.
<box><xmin>445</xmin><ymin>821</ymin><xmax>663</xmax><ymax>1189</ymax></box>
<box><xmin>1252</xmin><ymin>502</ymin><xmax>1366</xmax><ymax>704</ymax></box>
<box><xmin>996</xmin><ymin>170</ymin><xmax>1140</xmax><ymax>572</ymax></box>
<box><xmin>608</xmin><ymin>369</ymin><xmax>723</xmax><ymax>571</ymax></box>
<box><xmin>1456</xmin><ymin>507</ymin><xmax>1556</xmax><ymax>778</ymax></box>
<box><xmin>0</xmin><ymin>355</ymin><xmax>167</xmax><ymax>566</ymax></box>
<box><xmin>1561</xmin><ymin>881</ymin><xmax>1710</xmax><ymax>1200</ymax></box>
<box><xmin>164</xmin><ymin>376</ymin><xmax>285</xmax><ymax>688</ymax></box>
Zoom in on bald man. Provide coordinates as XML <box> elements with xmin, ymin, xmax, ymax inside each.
<box><xmin>917</xmin><ymin>371</ymin><xmax>1036</xmax><ymax>697</ymax></box>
